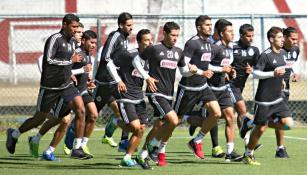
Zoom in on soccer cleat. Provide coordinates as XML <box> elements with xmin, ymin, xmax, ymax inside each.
<box><xmin>157</xmin><ymin>153</ymin><xmax>167</xmax><ymax>166</ymax></box>
<box><xmin>63</xmin><ymin>144</ymin><xmax>71</xmax><ymax>155</ymax></box>
<box><xmin>120</xmin><ymin>157</ymin><xmax>136</xmax><ymax>167</ymax></box>
<box><xmin>101</xmin><ymin>136</ymin><xmax>118</xmax><ymax>147</ymax></box>
<box><xmin>189</xmin><ymin>125</ymin><xmax>197</xmax><ymax>136</ymax></box>
<box><xmin>212</xmin><ymin>146</ymin><xmax>225</xmax><ymax>158</ymax></box>
<box><xmin>28</xmin><ymin>136</ymin><xmax>39</xmax><ymax>158</ymax></box>
<box><xmin>243</xmin><ymin>154</ymin><xmax>261</xmax><ymax>165</ymax></box>
<box><xmin>71</xmin><ymin>147</ymin><xmax>92</xmax><ymax>160</ymax></box>
<box><xmin>187</xmin><ymin>139</ymin><xmax>205</xmax><ymax>159</ymax></box>
<box><xmin>82</xmin><ymin>145</ymin><xmax>94</xmax><ymax>158</ymax></box>
<box><xmin>225</xmin><ymin>150</ymin><xmax>243</xmax><ymax>162</ymax></box>
<box><xmin>240</xmin><ymin>117</ymin><xmax>253</xmax><ymax>139</ymax></box>
<box><xmin>135</xmin><ymin>155</ymin><xmax>152</xmax><ymax>170</ymax></box>
<box><xmin>104</xmin><ymin>116</ymin><xmax>118</xmax><ymax>138</ymax></box>
<box><xmin>275</xmin><ymin>147</ymin><xmax>289</xmax><ymax>158</ymax></box>
<box><xmin>118</xmin><ymin>139</ymin><xmax>129</xmax><ymax>152</ymax></box>
<box><xmin>42</xmin><ymin>151</ymin><xmax>57</xmax><ymax>161</ymax></box>
<box><xmin>146</xmin><ymin>143</ymin><xmax>159</xmax><ymax>163</ymax></box>
<box><xmin>6</xmin><ymin>128</ymin><xmax>18</xmax><ymax>154</ymax></box>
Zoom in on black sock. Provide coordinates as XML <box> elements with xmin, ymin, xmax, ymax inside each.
<box><xmin>121</xmin><ymin>130</ymin><xmax>129</xmax><ymax>141</ymax></box>
<box><xmin>210</xmin><ymin>124</ymin><xmax>219</xmax><ymax>148</ymax></box>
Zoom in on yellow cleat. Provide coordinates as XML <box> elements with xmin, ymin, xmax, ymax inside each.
<box><xmin>101</xmin><ymin>136</ymin><xmax>118</xmax><ymax>147</ymax></box>
<box><xmin>243</xmin><ymin>154</ymin><xmax>261</xmax><ymax>166</ymax></box>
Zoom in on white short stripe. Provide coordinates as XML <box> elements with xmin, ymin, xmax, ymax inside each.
<box><xmin>36</xmin><ymin>89</ymin><xmax>45</xmax><ymax>112</ymax></box>
<box><xmin>150</xmin><ymin>96</ymin><xmax>165</xmax><ymax>118</ymax></box>
<box><xmin>174</xmin><ymin>88</ymin><xmax>185</xmax><ymax>113</ymax></box>
<box><xmin>54</xmin><ymin>98</ymin><xmax>64</xmax><ymax>117</ymax></box>
<box><xmin>119</xmin><ymin>102</ymin><xmax>129</xmax><ymax>124</ymax></box>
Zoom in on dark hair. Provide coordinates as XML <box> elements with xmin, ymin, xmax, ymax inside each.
<box><xmin>216</xmin><ymin>18</ymin><xmax>232</xmax><ymax>37</ymax></box>
<box><xmin>283</xmin><ymin>27</ymin><xmax>297</xmax><ymax>37</ymax></box>
<box><xmin>136</xmin><ymin>29</ymin><xmax>151</xmax><ymax>43</ymax></box>
<box><xmin>195</xmin><ymin>15</ymin><xmax>211</xmax><ymax>27</ymax></box>
<box><xmin>117</xmin><ymin>12</ymin><xmax>133</xmax><ymax>26</ymax></box>
<box><xmin>239</xmin><ymin>24</ymin><xmax>254</xmax><ymax>35</ymax></box>
<box><xmin>82</xmin><ymin>30</ymin><xmax>97</xmax><ymax>40</ymax></box>
<box><xmin>79</xmin><ymin>22</ymin><xmax>84</xmax><ymax>28</ymax></box>
<box><xmin>267</xmin><ymin>26</ymin><xmax>283</xmax><ymax>41</ymax></box>
<box><xmin>62</xmin><ymin>13</ymin><xmax>79</xmax><ymax>25</ymax></box>
<box><xmin>163</xmin><ymin>21</ymin><xmax>180</xmax><ymax>34</ymax></box>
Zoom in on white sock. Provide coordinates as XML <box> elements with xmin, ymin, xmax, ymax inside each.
<box><xmin>124</xmin><ymin>153</ymin><xmax>131</xmax><ymax>160</ymax></box>
<box><xmin>194</xmin><ymin>131</ymin><xmax>205</xmax><ymax>144</ymax></box>
<box><xmin>158</xmin><ymin>142</ymin><xmax>167</xmax><ymax>153</ymax></box>
<box><xmin>244</xmin><ymin>148</ymin><xmax>254</xmax><ymax>156</ymax></box>
<box><xmin>244</xmin><ymin>134</ymin><xmax>250</xmax><ymax>146</ymax></box>
<box><xmin>277</xmin><ymin>145</ymin><xmax>285</xmax><ymax>150</ymax></box>
<box><xmin>74</xmin><ymin>138</ymin><xmax>83</xmax><ymax>149</ymax></box>
<box><xmin>81</xmin><ymin>137</ymin><xmax>89</xmax><ymax>147</ymax></box>
<box><xmin>139</xmin><ymin>149</ymin><xmax>148</xmax><ymax>159</ymax></box>
<box><xmin>12</xmin><ymin>129</ymin><xmax>21</xmax><ymax>139</ymax></box>
<box><xmin>226</xmin><ymin>142</ymin><xmax>234</xmax><ymax>154</ymax></box>
<box><xmin>45</xmin><ymin>146</ymin><xmax>55</xmax><ymax>154</ymax></box>
<box><xmin>32</xmin><ymin>133</ymin><xmax>42</xmax><ymax>144</ymax></box>
<box><xmin>181</xmin><ymin>115</ymin><xmax>190</xmax><ymax>123</ymax></box>
<box><xmin>149</xmin><ymin>138</ymin><xmax>160</xmax><ymax>147</ymax></box>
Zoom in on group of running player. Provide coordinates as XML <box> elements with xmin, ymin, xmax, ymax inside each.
<box><xmin>5</xmin><ymin>12</ymin><xmax>299</xmax><ymax>169</ymax></box>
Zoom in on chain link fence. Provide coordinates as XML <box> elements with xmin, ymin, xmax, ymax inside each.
<box><xmin>0</xmin><ymin>14</ymin><xmax>306</xmax><ymax>124</ymax></box>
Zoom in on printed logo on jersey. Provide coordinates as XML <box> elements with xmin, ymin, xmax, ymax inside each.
<box><xmin>160</xmin><ymin>59</ymin><xmax>177</xmax><ymax>69</ymax></box>
<box><xmin>67</xmin><ymin>44</ymin><xmax>72</xmax><ymax>52</ymax></box>
<box><xmin>201</xmin><ymin>46</ymin><xmax>204</xmax><ymax>50</ymax></box>
<box><xmin>174</xmin><ymin>51</ymin><xmax>179</xmax><ymax>60</ymax></box>
<box><xmin>75</xmin><ymin>47</ymin><xmax>82</xmax><ymax>54</ymax></box>
<box><xmin>273</xmin><ymin>59</ymin><xmax>277</xmax><ymax>64</ymax></box>
<box><xmin>248</xmin><ymin>48</ymin><xmax>254</xmax><ymax>56</ymax></box>
<box><xmin>62</xmin><ymin>43</ymin><xmax>66</xmax><ymax>47</ymax></box>
<box><xmin>160</xmin><ymin>52</ymin><xmax>165</xmax><ymax>56</ymax></box>
<box><xmin>131</xmin><ymin>68</ymin><xmax>144</xmax><ymax>78</ymax></box>
<box><xmin>201</xmin><ymin>52</ymin><xmax>211</xmax><ymax>62</ymax></box>
<box><xmin>292</xmin><ymin>51</ymin><xmax>297</xmax><ymax>59</ymax></box>
<box><xmin>166</xmin><ymin>51</ymin><xmax>174</xmax><ymax>59</ymax></box>
<box><xmin>96</xmin><ymin>96</ymin><xmax>102</xmax><ymax>102</ymax></box>
<box><xmin>221</xmin><ymin>58</ymin><xmax>230</xmax><ymax>66</ymax></box>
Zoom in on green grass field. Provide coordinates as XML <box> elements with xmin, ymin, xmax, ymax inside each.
<box><xmin>0</xmin><ymin>127</ymin><xmax>306</xmax><ymax>175</ymax></box>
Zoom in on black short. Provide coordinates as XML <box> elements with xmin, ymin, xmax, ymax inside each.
<box><xmin>174</xmin><ymin>86</ymin><xmax>216</xmax><ymax>116</ymax></box>
<box><xmin>212</xmin><ymin>90</ymin><xmax>233</xmax><ymax>109</ymax></box>
<box><xmin>118</xmin><ymin>101</ymin><xmax>148</xmax><ymax>125</ymax></box>
<box><xmin>229</xmin><ymin>84</ymin><xmax>244</xmax><ymax>103</ymax></box>
<box><xmin>62</xmin><ymin>84</ymin><xmax>80</xmax><ymax>103</ymax></box>
<box><xmin>254</xmin><ymin>100</ymin><xmax>291</xmax><ymax>126</ymax></box>
<box><xmin>80</xmin><ymin>90</ymin><xmax>94</xmax><ymax>105</ymax></box>
<box><xmin>93</xmin><ymin>83</ymin><xmax>116</xmax><ymax>111</ymax></box>
<box><xmin>36</xmin><ymin>88</ymin><xmax>64</xmax><ymax>113</ymax></box>
<box><xmin>148</xmin><ymin>95</ymin><xmax>173</xmax><ymax>119</ymax></box>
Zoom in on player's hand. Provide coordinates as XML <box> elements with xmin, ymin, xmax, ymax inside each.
<box><xmin>245</xmin><ymin>63</ymin><xmax>253</xmax><ymax>74</ymax></box>
<box><xmin>71</xmin><ymin>75</ymin><xmax>77</xmax><ymax>86</ymax></box>
<box><xmin>202</xmin><ymin>70</ymin><xmax>214</xmax><ymax>79</ymax></box>
<box><xmin>230</xmin><ymin>67</ymin><xmax>236</xmax><ymax>79</ymax></box>
<box><xmin>188</xmin><ymin>64</ymin><xmax>197</xmax><ymax>74</ymax></box>
<box><xmin>222</xmin><ymin>65</ymin><xmax>232</xmax><ymax>73</ymax></box>
<box><xmin>87</xmin><ymin>80</ymin><xmax>96</xmax><ymax>89</ymax></box>
<box><xmin>71</xmin><ymin>53</ymin><xmax>83</xmax><ymax>63</ymax></box>
<box><xmin>84</xmin><ymin>64</ymin><xmax>92</xmax><ymax>72</ymax></box>
<box><xmin>146</xmin><ymin>77</ymin><xmax>159</xmax><ymax>92</ymax></box>
<box><xmin>274</xmin><ymin>67</ymin><xmax>285</xmax><ymax>77</ymax></box>
<box><xmin>292</xmin><ymin>73</ymin><xmax>300</xmax><ymax>82</ymax></box>
<box><xmin>117</xmin><ymin>81</ymin><xmax>127</xmax><ymax>93</ymax></box>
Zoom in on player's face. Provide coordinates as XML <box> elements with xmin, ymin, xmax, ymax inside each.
<box><xmin>240</xmin><ymin>31</ymin><xmax>254</xmax><ymax>46</ymax></box>
<box><xmin>74</xmin><ymin>26</ymin><xmax>84</xmax><ymax>43</ymax></box>
<box><xmin>285</xmin><ymin>32</ymin><xmax>298</xmax><ymax>48</ymax></box>
<box><xmin>272</xmin><ymin>32</ymin><xmax>284</xmax><ymax>49</ymax></box>
<box><xmin>164</xmin><ymin>29</ymin><xmax>180</xmax><ymax>47</ymax></box>
<box><xmin>222</xmin><ymin>26</ymin><xmax>234</xmax><ymax>43</ymax></box>
<box><xmin>140</xmin><ymin>33</ymin><xmax>153</xmax><ymax>49</ymax></box>
<box><xmin>198</xmin><ymin>20</ymin><xmax>212</xmax><ymax>37</ymax></box>
<box><xmin>121</xmin><ymin>19</ymin><xmax>134</xmax><ymax>35</ymax></box>
<box><xmin>82</xmin><ymin>38</ymin><xmax>97</xmax><ymax>53</ymax></box>
<box><xmin>64</xmin><ymin>20</ymin><xmax>79</xmax><ymax>38</ymax></box>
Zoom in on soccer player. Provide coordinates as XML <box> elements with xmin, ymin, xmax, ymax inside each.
<box><xmin>243</xmin><ymin>27</ymin><xmax>294</xmax><ymax>165</ymax></box>
<box><xmin>6</xmin><ymin>14</ymin><xmax>90</xmax><ymax>159</ymax></box>
<box><xmin>94</xmin><ymin>12</ymin><xmax>133</xmax><ymax>148</ymax></box>
<box><xmin>133</xmin><ymin>21</ymin><xmax>196</xmax><ymax>166</ymax></box>
<box><xmin>229</xmin><ymin>24</ymin><xmax>260</xmax><ymax>146</ymax></box>
<box><xmin>206</xmin><ymin>19</ymin><xmax>242</xmax><ymax>161</ymax></box>
<box><xmin>106</xmin><ymin>29</ymin><xmax>153</xmax><ymax>169</ymax></box>
<box><xmin>274</xmin><ymin>27</ymin><xmax>299</xmax><ymax>158</ymax></box>
<box><xmin>172</xmin><ymin>15</ymin><xmax>223</xmax><ymax>159</ymax></box>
